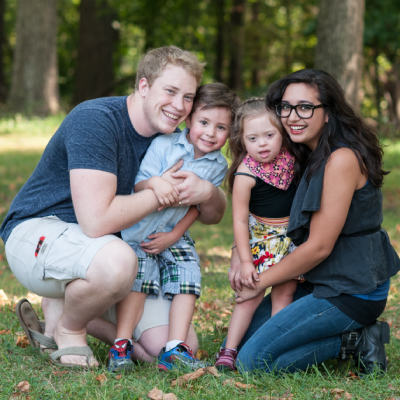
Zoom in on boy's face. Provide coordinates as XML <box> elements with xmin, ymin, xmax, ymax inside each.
<box><xmin>140</xmin><ymin>64</ymin><xmax>197</xmax><ymax>135</ymax></box>
<box><xmin>186</xmin><ymin>106</ymin><xmax>231</xmax><ymax>159</ymax></box>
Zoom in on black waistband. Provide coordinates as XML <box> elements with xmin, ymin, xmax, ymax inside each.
<box><xmin>339</xmin><ymin>225</ymin><xmax>381</xmax><ymax>238</ymax></box>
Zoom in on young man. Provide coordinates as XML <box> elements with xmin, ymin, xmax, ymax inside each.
<box><xmin>1</xmin><ymin>46</ymin><xmax>227</xmax><ymax>368</ymax></box>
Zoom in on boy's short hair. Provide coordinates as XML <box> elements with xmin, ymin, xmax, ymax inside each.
<box><xmin>191</xmin><ymin>83</ymin><xmax>241</xmax><ymax>122</ymax></box>
<box><xmin>135</xmin><ymin>46</ymin><xmax>205</xmax><ymax>90</ymax></box>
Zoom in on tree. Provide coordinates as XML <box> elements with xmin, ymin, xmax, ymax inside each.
<box><xmin>72</xmin><ymin>0</ymin><xmax>118</xmax><ymax>104</ymax></box>
<box><xmin>315</xmin><ymin>0</ymin><xmax>365</xmax><ymax>109</ymax></box>
<box><xmin>228</xmin><ymin>0</ymin><xmax>246</xmax><ymax>91</ymax></box>
<box><xmin>8</xmin><ymin>0</ymin><xmax>59</xmax><ymax>115</ymax></box>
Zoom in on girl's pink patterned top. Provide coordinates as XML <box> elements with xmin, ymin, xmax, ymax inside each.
<box><xmin>243</xmin><ymin>148</ymin><xmax>295</xmax><ymax>190</ymax></box>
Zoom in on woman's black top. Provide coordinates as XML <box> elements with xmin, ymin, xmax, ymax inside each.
<box><xmin>287</xmin><ymin>159</ymin><xmax>400</xmax><ymax>325</ymax></box>
<box><xmin>235</xmin><ymin>173</ymin><xmax>297</xmax><ymax>218</ymax></box>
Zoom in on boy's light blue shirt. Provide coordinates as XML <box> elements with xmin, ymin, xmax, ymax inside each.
<box><xmin>122</xmin><ymin>128</ymin><xmax>228</xmax><ymax>245</ymax></box>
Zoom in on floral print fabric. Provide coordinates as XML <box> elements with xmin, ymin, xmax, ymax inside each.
<box><xmin>243</xmin><ymin>148</ymin><xmax>295</xmax><ymax>190</ymax></box>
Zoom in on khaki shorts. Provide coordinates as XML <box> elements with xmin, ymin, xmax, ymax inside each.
<box><xmin>5</xmin><ymin>216</ymin><xmax>119</xmax><ymax>298</ymax></box>
<box><xmin>102</xmin><ymin>293</ymin><xmax>171</xmax><ymax>341</ymax></box>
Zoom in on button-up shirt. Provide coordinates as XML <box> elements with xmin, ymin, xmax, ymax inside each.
<box><xmin>122</xmin><ymin>128</ymin><xmax>228</xmax><ymax>244</ymax></box>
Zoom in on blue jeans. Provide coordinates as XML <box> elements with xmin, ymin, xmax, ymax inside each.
<box><xmin>236</xmin><ymin>284</ymin><xmax>363</xmax><ymax>373</ymax></box>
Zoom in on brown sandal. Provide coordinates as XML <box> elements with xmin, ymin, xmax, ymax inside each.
<box><xmin>16</xmin><ymin>298</ymin><xmax>57</xmax><ymax>354</ymax></box>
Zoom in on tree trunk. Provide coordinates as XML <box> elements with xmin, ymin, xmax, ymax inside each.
<box><xmin>72</xmin><ymin>0</ymin><xmax>118</xmax><ymax>105</ymax></box>
<box><xmin>8</xmin><ymin>0</ymin><xmax>59</xmax><ymax>116</ymax></box>
<box><xmin>0</xmin><ymin>0</ymin><xmax>6</xmax><ymax>102</ymax></box>
<box><xmin>228</xmin><ymin>0</ymin><xmax>246</xmax><ymax>91</ymax></box>
<box><xmin>214</xmin><ymin>0</ymin><xmax>225</xmax><ymax>83</ymax></box>
<box><xmin>249</xmin><ymin>0</ymin><xmax>261</xmax><ymax>88</ymax></box>
<box><xmin>315</xmin><ymin>0</ymin><xmax>365</xmax><ymax>109</ymax></box>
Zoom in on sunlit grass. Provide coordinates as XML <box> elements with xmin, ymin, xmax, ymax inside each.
<box><xmin>0</xmin><ymin>117</ymin><xmax>400</xmax><ymax>398</ymax></box>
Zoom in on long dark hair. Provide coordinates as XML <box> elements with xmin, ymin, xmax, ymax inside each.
<box><xmin>226</xmin><ymin>98</ymin><xmax>291</xmax><ymax>194</ymax></box>
<box><xmin>266</xmin><ymin>69</ymin><xmax>388</xmax><ymax>187</ymax></box>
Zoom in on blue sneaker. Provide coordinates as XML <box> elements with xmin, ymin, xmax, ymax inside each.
<box><xmin>158</xmin><ymin>342</ymin><xmax>209</xmax><ymax>371</ymax></box>
<box><xmin>107</xmin><ymin>339</ymin><xmax>135</xmax><ymax>372</ymax></box>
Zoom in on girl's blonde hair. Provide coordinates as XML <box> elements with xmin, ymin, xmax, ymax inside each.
<box><xmin>226</xmin><ymin>97</ymin><xmax>287</xmax><ymax>194</ymax></box>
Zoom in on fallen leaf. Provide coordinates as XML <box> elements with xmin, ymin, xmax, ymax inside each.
<box><xmin>331</xmin><ymin>388</ymin><xmax>352</xmax><ymax>399</ymax></box>
<box><xmin>53</xmin><ymin>371</ymin><xmax>69</xmax><ymax>376</ymax></box>
<box><xmin>196</xmin><ymin>349</ymin><xmax>208</xmax><ymax>360</ymax></box>
<box><xmin>8</xmin><ymin>183</ymin><xmax>16</xmax><ymax>191</ymax></box>
<box><xmin>95</xmin><ymin>374</ymin><xmax>107</xmax><ymax>384</ymax></box>
<box><xmin>0</xmin><ymin>254</ymin><xmax>3</xmax><ymax>261</ymax></box>
<box><xmin>388</xmin><ymin>383</ymin><xmax>395</xmax><ymax>390</ymax></box>
<box><xmin>15</xmin><ymin>381</ymin><xmax>30</xmax><ymax>393</ymax></box>
<box><xmin>396</xmin><ymin>224</ymin><xmax>400</xmax><ymax>234</ymax></box>
<box><xmin>347</xmin><ymin>370</ymin><xmax>360</xmax><ymax>380</ymax></box>
<box><xmin>223</xmin><ymin>379</ymin><xmax>255</xmax><ymax>390</ymax></box>
<box><xmin>171</xmin><ymin>366</ymin><xmax>220</xmax><ymax>387</ymax></box>
<box><xmin>16</xmin><ymin>335</ymin><xmax>30</xmax><ymax>348</ymax></box>
<box><xmin>0</xmin><ymin>329</ymin><xmax>11</xmax><ymax>334</ymax></box>
<box><xmin>394</xmin><ymin>330</ymin><xmax>400</xmax><ymax>340</ymax></box>
<box><xmin>115</xmin><ymin>374</ymin><xmax>122</xmax><ymax>380</ymax></box>
<box><xmin>147</xmin><ymin>387</ymin><xmax>177</xmax><ymax>400</ymax></box>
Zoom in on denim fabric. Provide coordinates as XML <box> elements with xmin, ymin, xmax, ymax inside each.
<box><xmin>236</xmin><ymin>284</ymin><xmax>363</xmax><ymax>373</ymax></box>
<box><xmin>122</xmin><ymin>129</ymin><xmax>228</xmax><ymax>244</ymax></box>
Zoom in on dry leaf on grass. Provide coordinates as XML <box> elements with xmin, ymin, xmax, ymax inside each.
<box><xmin>15</xmin><ymin>381</ymin><xmax>30</xmax><ymax>393</ymax></box>
<box><xmin>16</xmin><ymin>335</ymin><xmax>30</xmax><ymax>348</ymax></box>
<box><xmin>331</xmin><ymin>388</ymin><xmax>352</xmax><ymax>399</ymax></box>
<box><xmin>223</xmin><ymin>379</ymin><xmax>255</xmax><ymax>390</ymax></box>
<box><xmin>0</xmin><ymin>289</ymin><xmax>8</xmax><ymax>305</ymax></box>
<box><xmin>196</xmin><ymin>349</ymin><xmax>208</xmax><ymax>360</ymax></box>
<box><xmin>171</xmin><ymin>367</ymin><xmax>220</xmax><ymax>387</ymax></box>
<box><xmin>0</xmin><ymin>329</ymin><xmax>11</xmax><ymax>334</ymax></box>
<box><xmin>52</xmin><ymin>371</ymin><xmax>69</xmax><ymax>376</ymax></box>
<box><xmin>115</xmin><ymin>374</ymin><xmax>122</xmax><ymax>380</ymax></box>
<box><xmin>95</xmin><ymin>374</ymin><xmax>107</xmax><ymax>384</ymax></box>
<box><xmin>147</xmin><ymin>387</ymin><xmax>177</xmax><ymax>400</ymax></box>
<box><xmin>393</xmin><ymin>330</ymin><xmax>400</xmax><ymax>340</ymax></box>
<box><xmin>347</xmin><ymin>370</ymin><xmax>360</xmax><ymax>380</ymax></box>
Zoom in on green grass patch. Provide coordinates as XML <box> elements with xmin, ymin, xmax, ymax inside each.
<box><xmin>0</xmin><ymin>118</ymin><xmax>400</xmax><ymax>398</ymax></box>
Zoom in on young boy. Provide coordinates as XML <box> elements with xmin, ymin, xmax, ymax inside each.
<box><xmin>107</xmin><ymin>83</ymin><xmax>240</xmax><ymax>372</ymax></box>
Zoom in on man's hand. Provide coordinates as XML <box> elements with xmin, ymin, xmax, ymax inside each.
<box><xmin>148</xmin><ymin>176</ymin><xmax>180</xmax><ymax>207</ymax></box>
<box><xmin>140</xmin><ymin>232</ymin><xmax>178</xmax><ymax>254</ymax></box>
<box><xmin>161</xmin><ymin>159</ymin><xmax>185</xmax><ymax>187</ymax></box>
<box><xmin>240</xmin><ymin>262</ymin><xmax>259</xmax><ymax>290</ymax></box>
<box><xmin>172</xmin><ymin>170</ymin><xmax>214</xmax><ymax>206</ymax></box>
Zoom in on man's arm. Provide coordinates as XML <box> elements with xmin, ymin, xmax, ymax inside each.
<box><xmin>164</xmin><ymin>169</ymin><xmax>227</xmax><ymax>225</ymax></box>
<box><xmin>70</xmin><ymin>169</ymin><xmax>160</xmax><ymax>238</ymax></box>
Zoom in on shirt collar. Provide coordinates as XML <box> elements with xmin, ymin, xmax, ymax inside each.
<box><xmin>174</xmin><ymin>128</ymin><xmax>226</xmax><ymax>163</ymax></box>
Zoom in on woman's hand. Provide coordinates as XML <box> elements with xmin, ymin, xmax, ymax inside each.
<box><xmin>240</xmin><ymin>262</ymin><xmax>259</xmax><ymax>289</ymax></box>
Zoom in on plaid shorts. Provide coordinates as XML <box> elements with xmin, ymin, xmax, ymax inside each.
<box><xmin>129</xmin><ymin>233</ymin><xmax>201</xmax><ymax>300</ymax></box>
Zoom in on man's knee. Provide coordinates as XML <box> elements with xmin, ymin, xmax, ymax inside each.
<box><xmin>87</xmin><ymin>240</ymin><xmax>138</xmax><ymax>292</ymax></box>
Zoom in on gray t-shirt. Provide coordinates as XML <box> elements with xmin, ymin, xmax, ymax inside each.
<box><xmin>0</xmin><ymin>96</ymin><xmax>156</xmax><ymax>243</ymax></box>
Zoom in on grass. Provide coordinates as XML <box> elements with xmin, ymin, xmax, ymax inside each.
<box><xmin>1</xmin><ymin>117</ymin><xmax>400</xmax><ymax>399</ymax></box>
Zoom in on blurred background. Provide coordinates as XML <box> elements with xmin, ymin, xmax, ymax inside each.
<box><xmin>0</xmin><ymin>0</ymin><xmax>398</xmax><ymax>137</ymax></box>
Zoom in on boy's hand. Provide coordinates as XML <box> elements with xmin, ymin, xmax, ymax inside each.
<box><xmin>140</xmin><ymin>232</ymin><xmax>178</xmax><ymax>254</ymax></box>
<box><xmin>148</xmin><ymin>176</ymin><xmax>180</xmax><ymax>207</ymax></box>
<box><xmin>240</xmin><ymin>262</ymin><xmax>259</xmax><ymax>290</ymax></box>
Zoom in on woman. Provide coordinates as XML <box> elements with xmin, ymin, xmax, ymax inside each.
<box><xmin>232</xmin><ymin>69</ymin><xmax>400</xmax><ymax>374</ymax></box>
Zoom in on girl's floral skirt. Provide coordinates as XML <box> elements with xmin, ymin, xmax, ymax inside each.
<box><xmin>249</xmin><ymin>213</ymin><xmax>302</xmax><ymax>281</ymax></box>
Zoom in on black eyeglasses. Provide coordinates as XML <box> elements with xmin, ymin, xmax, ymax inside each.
<box><xmin>275</xmin><ymin>103</ymin><xmax>325</xmax><ymax>119</ymax></box>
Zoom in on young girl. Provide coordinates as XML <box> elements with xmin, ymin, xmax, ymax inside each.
<box><xmin>215</xmin><ymin>98</ymin><xmax>298</xmax><ymax>371</ymax></box>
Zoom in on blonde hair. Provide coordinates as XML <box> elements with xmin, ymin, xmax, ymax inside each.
<box><xmin>135</xmin><ymin>46</ymin><xmax>206</xmax><ymax>90</ymax></box>
<box><xmin>226</xmin><ymin>97</ymin><xmax>285</xmax><ymax>193</ymax></box>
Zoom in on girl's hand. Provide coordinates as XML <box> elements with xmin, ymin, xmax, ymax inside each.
<box><xmin>149</xmin><ymin>177</ymin><xmax>180</xmax><ymax>207</ymax></box>
<box><xmin>235</xmin><ymin>284</ymin><xmax>263</xmax><ymax>304</ymax></box>
<box><xmin>240</xmin><ymin>262</ymin><xmax>259</xmax><ymax>290</ymax></box>
<box><xmin>140</xmin><ymin>232</ymin><xmax>178</xmax><ymax>254</ymax></box>
<box><xmin>229</xmin><ymin>247</ymin><xmax>242</xmax><ymax>291</ymax></box>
